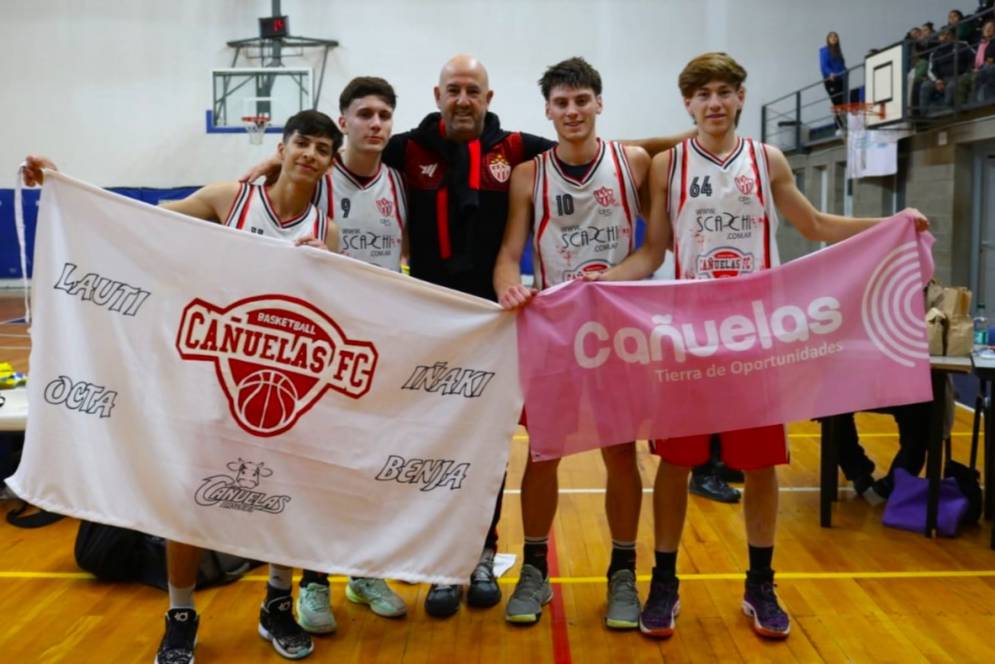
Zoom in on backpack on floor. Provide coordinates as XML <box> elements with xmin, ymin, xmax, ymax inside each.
<box><xmin>74</xmin><ymin>520</ymin><xmax>261</xmax><ymax>589</ymax></box>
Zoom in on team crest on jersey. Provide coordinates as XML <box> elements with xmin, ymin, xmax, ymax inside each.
<box><xmin>593</xmin><ymin>186</ymin><xmax>617</xmax><ymax>208</ymax></box>
<box><xmin>376</xmin><ymin>197</ymin><xmax>393</xmax><ymax>217</ymax></box>
<box><xmin>564</xmin><ymin>260</ymin><xmax>611</xmax><ymax>281</ymax></box>
<box><xmin>488</xmin><ymin>153</ymin><xmax>512</xmax><ymax>183</ymax></box>
<box><xmin>735</xmin><ymin>175</ymin><xmax>755</xmax><ymax>195</ymax></box>
<box><xmin>176</xmin><ymin>295</ymin><xmax>378</xmax><ymax>437</ymax></box>
<box><xmin>696</xmin><ymin>247</ymin><xmax>756</xmax><ymax>278</ymax></box>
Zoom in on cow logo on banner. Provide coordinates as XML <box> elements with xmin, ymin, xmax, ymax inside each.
<box><xmin>194</xmin><ymin>458</ymin><xmax>292</xmax><ymax>514</ymax></box>
<box><xmin>176</xmin><ymin>294</ymin><xmax>379</xmax><ymax>436</ymax></box>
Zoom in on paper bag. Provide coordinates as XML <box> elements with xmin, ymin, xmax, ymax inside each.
<box><xmin>926</xmin><ymin>307</ymin><xmax>947</xmax><ymax>355</ymax></box>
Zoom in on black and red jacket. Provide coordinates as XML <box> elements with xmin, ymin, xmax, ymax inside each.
<box><xmin>383</xmin><ymin>112</ymin><xmax>552</xmax><ymax>301</ymax></box>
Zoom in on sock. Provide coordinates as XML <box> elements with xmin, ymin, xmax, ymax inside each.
<box><xmin>652</xmin><ymin>550</ymin><xmax>678</xmax><ymax>581</ymax></box>
<box><xmin>167</xmin><ymin>582</ymin><xmax>196</xmax><ymax>611</ymax></box>
<box><xmin>523</xmin><ymin>536</ymin><xmax>549</xmax><ymax>578</ymax></box>
<box><xmin>300</xmin><ymin>569</ymin><xmax>328</xmax><ymax>588</ymax></box>
<box><xmin>267</xmin><ymin>564</ymin><xmax>293</xmax><ymax>601</ymax></box>
<box><xmin>746</xmin><ymin>545</ymin><xmax>774</xmax><ymax>584</ymax></box>
<box><xmin>607</xmin><ymin>540</ymin><xmax>636</xmax><ymax>578</ymax></box>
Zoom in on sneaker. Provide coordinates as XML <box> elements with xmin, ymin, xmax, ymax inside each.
<box><xmin>346</xmin><ymin>577</ymin><xmax>407</xmax><ymax>618</ymax></box>
<box><xmin>295</xmin><ymin>583</ymin><xmax>336</xmax><ymax>634</ymax></box>
<box><xmin>639</xmin><ymin>576</ymin><xmax>680</xmax><ymax>639</ymax></box>
<box><xmin>424</xmin><ymin>584</ymin><xmax>462</xmax><ymax>618</ymax></box>
<box><xmin>689</xmin><ymin>473</ymin><xmax>741</xmax><ymax>503</ymax></box>
<box><xmin>467</xmin><ymin>548</ymin><xmax>502</xmax><ymax>608</ymax></box>
<box><xmin>259</xmin><ymin>595</ymin><xmax>315</xmax><ymax>659</ymax></box>
<box><xmin>155</xmin><ymin>608</ymin><xmax>198</xmax><ymax>664</ymax></box>
<box><xmin>605</xmin><ymin>569</ymin><xmax>640</xmax><ymax>629</ymax></box>
<box><xmin>852</xmin><ymin>475</ymin><xmax>886</xmax><ymax>506</ymax></box>
<box><xmin>505</xmin><ymin>563</ymin><xmax>553</xmax><ymax>624</ymax></box>
<box><xmin>716</xmin><ymin>462</ymin><xmax>745</xmax><ymax>484</ymax></box>
<box><xmin>742</xmin><ymin>580</ymin><xmax>791</xmax><ymax>639</ymax></box>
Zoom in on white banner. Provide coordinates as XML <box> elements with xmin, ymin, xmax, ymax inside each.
<box><xmin>7</xmin><ymin>172</ymin><xmax>521</xmax><ymax>585</ymax></box>
<box><xmin>846</xmin><ymin>112</ymin><xmax>898</xmax><ymax>179</ymax></box>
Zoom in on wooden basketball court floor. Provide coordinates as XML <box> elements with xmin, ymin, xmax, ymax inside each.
<box><xmin>1</xmin><ymin>294</ymin><xmax>994</xmax><ymax>663</ymax></box>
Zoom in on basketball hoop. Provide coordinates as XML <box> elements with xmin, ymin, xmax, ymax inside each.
<box><xmin>832</xmin><ymin>102</ymin><xmax>886</xmax><ymax>121</ymax></box>
<box><xmin>242</xmin><ymin>114</ymin><xmax>271</xmax><ymax>145</ymax></box>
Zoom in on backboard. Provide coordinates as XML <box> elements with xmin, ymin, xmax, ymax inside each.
<box><xmin>207</xmin><ymin>67</ymin><xmax>313</xmax><ymax>134</ymax></box>
<box><xmin>863</xmin><ymin>44</ymin><xmax>906</xmax><ymax>128</ymax></box>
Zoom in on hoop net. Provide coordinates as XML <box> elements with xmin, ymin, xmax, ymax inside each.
<box><xmin>242</xmin><ymin>115</ymin><xmax>271</xmax><ymax>145</ymax></box>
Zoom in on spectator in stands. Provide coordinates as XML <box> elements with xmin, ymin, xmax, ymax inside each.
<box><xmin>921</xmin><ymin>22</ymin><xmax>938</xmax><ymax>48</ymax></box>
<box><xmin>820</xmin><ymin>31</ymin><xmax>848</xmax><ymax>130</ymax></box>
<box><xmin>973</xmin><ymin>19</ymin><xmax>995</xmax><ymax>101</ymax></box>
<box><xmin>833</xmin><ymin>402</ymin><xmax>933</xmax><ymax>505</ymax></box>
<box><xmin>919</xmin><ymin>27</ymin><xmax>976</xmax><ymax>113</ymax></box>
<box><xmin>949</xmin><ymin>9</ymin><xmax>980</xmax><ymax>44</ymax></box>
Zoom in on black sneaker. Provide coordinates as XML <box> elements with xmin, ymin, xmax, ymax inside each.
<box><xmin>467</xmin><ymin>548</ymin><xmax>502</xmax><ymax>608</ymax></box>
<box><xmin>424</xmin><ymin>584</ymin><xmax>462</xmax><ymax>618</ymax></box>
<box><xmin>689</xmin><ymin>473</ymin><xmax>741</xmax><ymax>503</ymax></box>
<box><xmin>258</xmin><ymin>595</ymin><xmax>314</xmax><ymax>660</ymax></box>
<box><xmin>155</xmin><ymin>608</ymin><xmax>198</xmax><ymax>664</ymax></box>
<box><xmin>639</xmin><ymin>576</ymin><xmax>679</xmax><ymax>639</ymax></box>
<box><xmin>716</xmin><ymin>462</ymin><xmax>745</xmax><ymax>484</ymax></box>
<box><xmin>742</xmin><ymin>579</ymin><xmax>790</xmax><ymax>638</ymax></box>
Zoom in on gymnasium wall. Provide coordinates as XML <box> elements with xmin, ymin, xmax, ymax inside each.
<box><xmin>1</xmin><ymin>0</ymin><xmax>949</xmax><ymax>186</ymax></box>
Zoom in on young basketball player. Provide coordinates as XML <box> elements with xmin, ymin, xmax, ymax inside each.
<box><xmin>596</xmin><ymin>52</ymin><xmax>928</xmax><ymax>640</ymax></box>
<box><xmin>493</xmin><ymin>57</ymin><xmax>650</xmax><ymax>629</ymax></box>
<box><xmin>24</xmin><ymin>108</ymin><xmax>341</xmax><ymax>663</ymax></box>
<box><xmin>293</xmin><ymin>77</ymin><xmax>410</xmax><ymax>633</ymax></box>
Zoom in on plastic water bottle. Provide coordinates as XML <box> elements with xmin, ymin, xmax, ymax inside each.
<box><xmin>974</xmin><ymin>303</ymin><xmax>989</xmax><ymax>349</ymax></box>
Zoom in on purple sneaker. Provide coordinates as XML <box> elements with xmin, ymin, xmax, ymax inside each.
<box><xmin>742</xmin><ymin>580</ymin><xmax>790</xmax><ymax>638</ymax></box>
<box><xmin>639</xmin><ymin>576</ymin><xmax>680</xmax><ymax>639</ymax></box>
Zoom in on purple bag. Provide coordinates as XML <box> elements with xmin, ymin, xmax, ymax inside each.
<box><xmin>882</xmin><ymin>468</ymin><xmax>969</xmax><ymax>537</ymax></box>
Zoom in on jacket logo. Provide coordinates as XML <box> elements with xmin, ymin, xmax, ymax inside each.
<box><xmin>176</xmin><ymin>294</ymin><xmax>378</xmax><ymax>437</ymax></box>
<box><xmin>488</xmin><ymin>154</ymin><xmax>512</xmax><ymax>183</ymax></box>
<box><xmin>420</xmin><ymin>163</ymin><xmax>438</xmax><ymax>178</ymax></box>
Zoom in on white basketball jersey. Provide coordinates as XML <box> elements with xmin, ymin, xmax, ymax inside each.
<box><xmin>669</xmin><ymin>137</ymin><xmax>779</xmax><ymax>280</ymax></box>
<box><xmin>223</xmin><ymin>183</ymin><xmax>328</xmax><ymax>244</ymax></box>
<box><xmin>532</xmin><ymin>140</ymin><xmax>640</xmax><ymax>289</ymax></box>
<box><xmin>312</xmin><ymin>161</ymin><xmax>407</xmax><ymax>272</ymax></box>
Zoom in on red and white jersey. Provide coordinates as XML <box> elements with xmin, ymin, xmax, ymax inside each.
<box><xmin>532</xmin><ymin>140</ymin><xmax>640</xmax><ymax>289</ymax></box>
<box><xmin>668</xmin><ymin>137</ymin><xmax>779</xmax><ymax>280</ymax></box>
<box><xmin>223</xmin><ymin>183</ymin><xmax>327</xmax><ymax>245</ymax></box>
<box><xmin>312</xmin><ymin>161</ymin><xmax>406</xmax><ymax>272</ymax></box>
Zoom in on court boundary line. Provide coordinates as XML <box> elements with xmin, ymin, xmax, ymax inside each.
<box><xmin>4</xmin><ymin>570</ymin><xmax>995</xmax><ymax>582</ymax></box>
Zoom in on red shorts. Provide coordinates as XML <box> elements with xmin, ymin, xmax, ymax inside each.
<box><xmin>650</xmin><ymin>424</ymin><xmax>789</xmax><ymax>470</ymax></box>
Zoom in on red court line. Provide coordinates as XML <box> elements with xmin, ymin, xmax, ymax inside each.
<box><xmin>546</xmin><ymin>530</ymin><xmax>573</xmax><ymax>664</ymax></box>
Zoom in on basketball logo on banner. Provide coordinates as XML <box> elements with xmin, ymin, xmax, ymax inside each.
<box><xmin>176</xmin><ymin>294</ymin><xmax>379</xmax><ymax>436</ymax></box>
<box><xmin>861</xmin><ymin>242</ymin><xmax>929</xmax><ymax>367</ymax></box>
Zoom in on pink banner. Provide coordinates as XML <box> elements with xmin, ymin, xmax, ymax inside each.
<box><xmin>518</xmin><ymin>213</ymin><xmax>935</xmax><ymax>460</ymax></box>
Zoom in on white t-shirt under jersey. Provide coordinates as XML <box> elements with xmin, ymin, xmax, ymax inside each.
<box><xmin>668</xmin><ymin>137</ymin><xmax>780</xmax><ymax>280</ymax></box>
<box><xmin>531</xmin><ymin>139</ymin><xmax>641</xmax><ymax>289</ymax></box>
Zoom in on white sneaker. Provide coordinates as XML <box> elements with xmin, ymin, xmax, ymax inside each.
<box><xmin>295</xmin><ymin>582</ymin><xmax>336</xmax><ymax>634</ymax></box>
<box><xmin>346</xmin><ymin>577</ymin><xmax>407</xmax><ymax>618</ymax></box>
